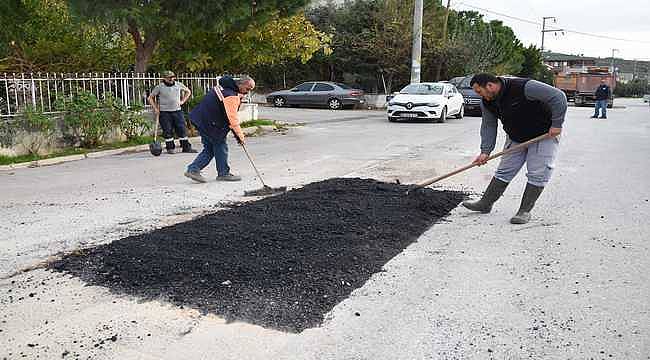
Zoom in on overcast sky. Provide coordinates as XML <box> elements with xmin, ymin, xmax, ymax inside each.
<box><xmin>451</xmin><ymin>0</ymin><xmax>650</xmax><ymax>60</ymax></box>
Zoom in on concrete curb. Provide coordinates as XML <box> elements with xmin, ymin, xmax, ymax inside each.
<box><xmin>0</xmin><ymin>136</ymin><xmax>202</xmax><ymax>172</ymax></box>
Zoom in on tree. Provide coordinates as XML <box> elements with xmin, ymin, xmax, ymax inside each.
<box><xmin>517</xmin><ymin>45</ymin><xmax>554</xmax><ymax>84</ymax></box>
<box><xmin>68</xmin><ymin>0</ymin><xmax>309</xmax><ymax>72</ymax></box>
<box><xmin>154</xmin><ymin>13</ymin><xmax>332</xmax><ymax>74</ymax></box>
<box><xmin>0</xmin><ymin>0</ymin><xmax>133</xmax><ymax>72</ymax></box>
<box><xmin>447</xmin><ymin>11</ymin><xmax>525</xmax><ymax>75</ymax></box>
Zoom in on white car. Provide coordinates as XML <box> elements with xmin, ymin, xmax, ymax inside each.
<box><xmin>387</xmin><ymin>82</ymin><xmax>465</xmax><ymax>123</ymax></box>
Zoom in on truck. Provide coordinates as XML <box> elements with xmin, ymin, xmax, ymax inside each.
<box><xmin>554</xmin><ymin>67</ymin><xmax>615</xmax><ymax>108</ymax></box>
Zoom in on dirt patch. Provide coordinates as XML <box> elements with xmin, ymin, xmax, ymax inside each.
<box><xmin>49</xmin><ymin>178</ymin><xmax>464</xmax><ymax>332</ymax></box>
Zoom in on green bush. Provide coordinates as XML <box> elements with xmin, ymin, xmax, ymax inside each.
<box><xmin>119</xmin><ymin>104</ymin><xmax>151</xmax><ymax>140</ymax></box>
<box><xmin>103</xmin><ymin>94</ymin><xmax>151</xmax><ymax>140</ymax></box>
<box><xmin>55</xmin><ymin>90</ymin><xmax>112</xmax><ymax>147</ymax></box>
<box><xmin>614</xmin><ymin>80</ymin><xmax>650</xmax><ymax>97</ymax></box>
<box><xmin>17</xmin><ymin>105</ymin><xmax>55</xmax><ymax>155</ymax></box>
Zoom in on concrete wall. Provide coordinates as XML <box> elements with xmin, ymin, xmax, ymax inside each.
<box><xmin>0</xmin><ymin>104</ymin><xmax>259</xmax><ymax>157</ymax></box>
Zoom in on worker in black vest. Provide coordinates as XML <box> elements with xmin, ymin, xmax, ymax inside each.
<box><xmin>463</xmin><ymin>73</ymin><xmax>567</xmax><ymax>224</ymax></box>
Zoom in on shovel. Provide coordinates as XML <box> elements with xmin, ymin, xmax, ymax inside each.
<box><xmin>149</xmin><ymin>112</ymin><xmax>162</xmax><ymax>156</ymax></box>
<box><xmin>240</xmin><ymin>142</ymin><xmax>287</xmax><ymax>197</ymax></box>
<box><xmin>407</xmin><ymin>133</ymin><xmax>550</xmax><ymax>194</ymax></box>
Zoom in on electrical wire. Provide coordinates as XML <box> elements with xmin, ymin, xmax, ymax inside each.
<box><xmin>455</xmin><ymin>1</ymin><xmax>650</xmax><ymax>45</ymax></box>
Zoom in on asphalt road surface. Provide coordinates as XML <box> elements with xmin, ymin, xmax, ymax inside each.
<box><xmin>1</xmin><ymin>99</ymin><xmax>648</xmax><ymax>359</ymax></box>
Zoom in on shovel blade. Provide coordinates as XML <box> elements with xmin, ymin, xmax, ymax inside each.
<box><xmin>149</xmin><ymin>142</ymin><xmax>162</xmax><ymax>156</ymax></box>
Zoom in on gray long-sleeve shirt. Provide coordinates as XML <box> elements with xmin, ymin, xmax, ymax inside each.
<box><xmin>480</xmin><ymin>80</ymin><xmax>567</xmax><ymax>154</ymax></box>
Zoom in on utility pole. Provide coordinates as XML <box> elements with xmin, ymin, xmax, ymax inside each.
<box><xmin>611</xmin><ymin>49</ymin><xmax>619</xmax><ymax>82</ymax></box>
<box><xmin>541</xmin><ymin>17</ymin><xmax>563</xmax><ymax>52</ymax></box>
<box><xmin>410</xmin><ymin>0</ymin><xmax>424</xmax><ymax>84</ymax></box>
<box><xmin>435</xmin><ymin>0</ymin><xmax>452</xmax><ymax>81</ymax></box>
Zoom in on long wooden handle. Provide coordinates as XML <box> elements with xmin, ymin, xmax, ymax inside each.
<box><xmin>414</xmin><ymin>133</ymin><xmax>550</xmax><ymax>188</ymax></box>
<box><xmin>153</xmin><ymin>112</ymin><xmax>160</xmax><ymax>142</ymax></box>
<box><xmin>241</xmin><ymin>143</ymin><xmax>268</xmax><ymax>188</ymax></box>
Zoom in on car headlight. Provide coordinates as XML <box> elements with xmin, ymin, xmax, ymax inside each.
<box><xmin>388</xmin><ymin>101</ymin><xmax>396</xmax><ymax>106</ymax></box>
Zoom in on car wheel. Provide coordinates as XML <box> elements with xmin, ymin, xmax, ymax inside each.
<box><xmin>437</xmin><ymin>107</ymin><xmax>447</xmax><ymax>123</ymax></box>
<box><xmin>273</xmin><ymin>96</ymin><xmax>286</xmax><ymax>107</ymax></box>
<box><xmin>455</xmin><ymin>105</ymin><xmax>464</xmax><ymax>119</ymax></box>
<box><xmin>328</xmin><ymin>98</ymin><xmax>342</xmax><ymax>110</ymax></box>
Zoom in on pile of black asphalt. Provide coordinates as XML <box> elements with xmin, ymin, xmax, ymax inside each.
<box><xmin>50</xmin><ymin>178</ymin><xmax>464</xmax><ymax>332</ymax></box>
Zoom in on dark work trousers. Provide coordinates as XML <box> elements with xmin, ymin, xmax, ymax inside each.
<box><xmin>159</xmin><ymin>110</ymin><xmax>188</xmax><ymax>150</ymax></box>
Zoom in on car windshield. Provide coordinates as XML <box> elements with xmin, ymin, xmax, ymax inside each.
<box><xmin>459</xmin><ymin>77</ymin><xmax>472</xmax><ymax>89</ymax></box>
<box><xmin>335</xmin><ymin>83</ymin><xmax>351</xmax><ymax>89</ymax></box>
<box><xmin>400</xmin><ymin>84</ymin><xmax>444</xmax><ymax>95</ymax></box>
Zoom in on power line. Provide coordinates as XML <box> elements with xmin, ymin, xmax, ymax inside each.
<box><xmin>455</xmin><ymin>1</ymin><xmax>650</xmax><ymax>45</ymax></box>
<box><xmin>455</xmin><ymin>2</ymin><xmax>541</xmax><ymax>26</ymax></box>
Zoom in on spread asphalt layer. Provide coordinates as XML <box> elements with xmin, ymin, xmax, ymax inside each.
<box><xmin>49</xmin><ymin>178</ymin><xmax>464</xmax><ymax>332</ymax></box>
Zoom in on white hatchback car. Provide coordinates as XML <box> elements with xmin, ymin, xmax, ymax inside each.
<box><xmin>387</xmin><ymin>82</ymin><xmax>465</xmax><ymax>122</ymax></box>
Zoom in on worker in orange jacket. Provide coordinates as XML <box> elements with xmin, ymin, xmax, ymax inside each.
<box><xmin>184</xmin><ymin>75</ymin><xmax>255</xmax><ymax>183</ymax></box>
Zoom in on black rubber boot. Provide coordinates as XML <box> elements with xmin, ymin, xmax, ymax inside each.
<box><xmin>180</xmin><ymin>139</ymin><xmax>197</xmax><ymax>153</ymax></box>
<box><xmin>510</xmin><ymin>183</ymin><xmax>544</xmax><ymax>224</ymax></box>
<box><xmin>462</xmin><ymin>177</ymin><xmax>509</xmax><ymax>213</ymax></box>
<box><xmin>165</xmin><ymin>140</ymin><xmax>176</xmax><ymax>154</ymax></box>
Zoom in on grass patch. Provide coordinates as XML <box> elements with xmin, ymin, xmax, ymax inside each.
<box><xmin>240</xmin><ymin>119</ymin><xmax>276</xmax><ymax>128</ymax></box>
<box><xmin>0</xmin><ymin>136</ymin><xmax>153</xmax><ymax>165</ymax></box>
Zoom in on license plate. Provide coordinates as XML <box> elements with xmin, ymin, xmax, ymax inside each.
<box><xmin>400</xmin><ymin>113</ymin><xmax>418</xmax><ymax>118</ymax></box>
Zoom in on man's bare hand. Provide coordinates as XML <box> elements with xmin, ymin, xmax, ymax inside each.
<box><xmin>472</xmin><ymin>153</ymin><xmax>489</xmax><ymax>166</ymax></box>
<box><xmin>548</xmin><ymin>127</ymin><xmax>562</xmax><ymax>137</ymax></box>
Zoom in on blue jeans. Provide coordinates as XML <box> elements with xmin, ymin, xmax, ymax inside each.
<box><xmin>594</xmin><ymin>100</ymin><xmax>607</xmax><ymax>118</ymax></box>
<box><xmin>187</xmin><ymin>133</ymin><xmax>230</xmax><ymax>176</ymax></box>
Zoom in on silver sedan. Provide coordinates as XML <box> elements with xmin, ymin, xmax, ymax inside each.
<box><xmin>266</xmin><ymin>82</ymin><xmax>365</xmax><ymax>110</ymax></box>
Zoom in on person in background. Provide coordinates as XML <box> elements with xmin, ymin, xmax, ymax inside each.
<box><xmin>591</xmin><ymin>78</ymin><xmax>611</xmax><ymax>119</ymax></box>
<box><xmin>148</xmin><ymin>71</ymin><xmax>196</xmax><ymax>154</ymax></box>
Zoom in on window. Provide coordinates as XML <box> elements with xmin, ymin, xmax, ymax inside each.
<box><xmin>313</xmin><ymin>83</ymin><xmax>335</xmax><ymax>91</ymax></box>
<box><xmin>335</xmin><ymin>83</ymin><xmax>351</xmax><ymax>89</ymax></box>
<box><xmin>293</xmin><ymin>82</ymin><xmax>315</xmax><ymax>91</ymax></box>
<box><xmin>400</xmin><ymin>84</ymin><xmax>444</xmax><ymax>95</ymax></box>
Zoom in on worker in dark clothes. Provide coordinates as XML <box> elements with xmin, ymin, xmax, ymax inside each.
<box><xmin>463</xmin><ymin>73</ymin><xmax>567</xmax><ymax>224</ymax></box>
<box><xmin>592</xmin><ymin>79</ymin><xmax>611</xmax><ymax>119</ymax></box>
<box><xmin>148</xmin><ymin>70</ymin><xmax>196</xmax><ymax>154</ymax></box>
<box><xmin>184</xmin><ymin>75</ymin><xmax>255</xmax><ymax>183</ymax></box>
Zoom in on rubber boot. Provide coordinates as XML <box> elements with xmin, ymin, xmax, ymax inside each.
<box><xmin>510</xmin><ymin>183</ymin><xmax>544</xmax><ymax>224</ymax></box>
<box><xmin>462</xmin><ymin>177</ymin><xmax>509</xmax><ymax>213</ymax></box>
<box><xmin>180</xmin><ymin>139</ymin><xmax>197</xmax><ymax>153</ymax></box>
<box><xmin>165</xmin><ymin>140</ymin><xmax>176</xmax><ymax>154</ymax></box>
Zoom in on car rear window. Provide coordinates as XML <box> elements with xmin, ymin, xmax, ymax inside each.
<box><xmin>335</xmin><ymin>83</ymin><xmax>351</xmax><ymax>89</ymax></box>
<box><xmin>400</xmin><ymin>84</ymin><xmax>444</xmax><ymax>95</ymax></box>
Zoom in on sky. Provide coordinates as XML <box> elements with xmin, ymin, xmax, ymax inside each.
<box><xmin>450</xmin><ymin>0</ymin><xmax>650</xmax><ymax>60</ymax></box>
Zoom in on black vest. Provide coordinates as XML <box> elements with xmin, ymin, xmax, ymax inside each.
<box><xmin>482</xmin><ymin>77</ymin><xmax>552</xmax><ymax>142</ymax></box>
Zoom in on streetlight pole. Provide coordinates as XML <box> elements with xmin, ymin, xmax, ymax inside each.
<box><xmin>410</xmin><ymin>0</ymin><xmax>424</xmax><ymax>84</ymax></box>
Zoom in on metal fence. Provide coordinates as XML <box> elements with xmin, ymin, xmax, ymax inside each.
<box><xmin>0</xmin><ymin>72</ymin><xmax>231</xmax><ymax>119</ymax></box>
